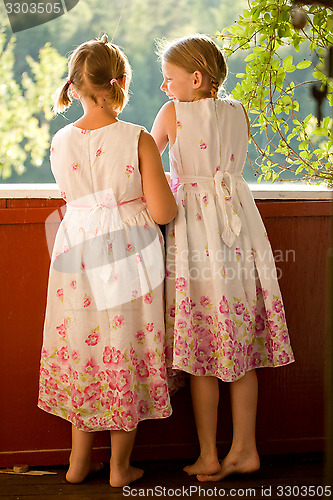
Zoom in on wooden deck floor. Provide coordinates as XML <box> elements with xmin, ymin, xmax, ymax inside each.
<box><xmin>0</xmin><ymin>453</ymin><xmax>330</xmax><ymax>500</ymax></box>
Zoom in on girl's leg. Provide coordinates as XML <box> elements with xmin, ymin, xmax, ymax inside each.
<box><xmin>197</xmin><ymin>369</ymin><xmax>260</xmax><ymax>482</ymax></box>
<box><xmin>66</xmin><ymin>425</ymin><xmax>103</xmax><ymax>483</ymax></box>
<box><xmin>109</xmin><ymin>428</ymin><xmax>144</xmax><ymax>487</ymax></box>
<box><xmin>184</xmin><ymin>375</ymin><xmax>221</xmax><ymax>476</ymax></box>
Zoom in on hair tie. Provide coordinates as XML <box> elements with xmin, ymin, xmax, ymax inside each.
<box><xmin>110</xmin><ymin>78</ymin><xmax>117</xmax><ymax>86</ymax></box>
<box><xmin>67</xmin><ymin>80</ymin><xmax>72</xmax><ymax>85</ymax></box>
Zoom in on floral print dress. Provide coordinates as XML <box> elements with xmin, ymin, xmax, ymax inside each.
<box><xmin>38</xmin><ymin>121</ymin><xmax>172</xmax><ymax>432</ymax></box>
<box><xmin>165</xmin><ymin>99</ymin><xmax>294</xmax><ymax>383</ymax></box>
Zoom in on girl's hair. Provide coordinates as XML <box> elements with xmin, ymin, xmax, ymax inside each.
<box><xmin>158</xmin><ymin>34</ymin><xmax>227</xmax><ymax>98</ymax></box>
<box><xmin>54</xmin><ymin>33</ymin><xmax>132</xmax><ymax>114</ymax></box>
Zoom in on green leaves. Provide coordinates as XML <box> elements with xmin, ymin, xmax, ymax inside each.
<box><xmin>218</xmin><ymin>0</ymin><xmax>332</xmax><ymax>185</ymax></box>
<box><xmin>283</xmin><ymin>55</ymin><xmax>295</xmax><ymax>72</ymax></box>
<box><xmin>296</xmin><ymin>60</ymin><xmax>312</xmax><ymax>69</ymax></box>
<box><xmin>0</xmin><ymin>32</ymin><xmax>67</xmax><ymax>179</ymax></box>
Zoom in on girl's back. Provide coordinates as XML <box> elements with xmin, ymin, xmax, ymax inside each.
<box><xmin>170</xmin><ymin>98</ymin><xmax>248</xmax><ymax>179</ymax></box>
<box><xmin>52</xmin><ymin>121</ymin><xmax>144</xmax><ymax>204</ymax></box>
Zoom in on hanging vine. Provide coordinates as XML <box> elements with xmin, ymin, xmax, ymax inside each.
<box><xmin>218</xmin><ymin>0</ymin><xmax>333</xmax><ymax>184</ymax></box>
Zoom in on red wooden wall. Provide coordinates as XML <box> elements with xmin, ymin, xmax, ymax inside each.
<box><xmin>0</xmin><ymin>198</ymin><xmax>331</xmax><ymax>467</ymax></box>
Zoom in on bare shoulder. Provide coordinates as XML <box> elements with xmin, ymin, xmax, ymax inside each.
<box><xmin>138</xmin><ymin>129</ymin><xmax>156</xmax><ymax>148</ymax></box>
<box><xmin>154</xmin><ymin>100</ymin><xmax>176</xmax><ymax>130</ymax></box>
<box><xmin>160</xmin><ymin>100</ymin><xmax>176</xmax><ymax>117</ymax></box>
<box><xmin>138</xmin><ymin>130</ymin><xmax>161</xmax><ymax>160</ymax></box>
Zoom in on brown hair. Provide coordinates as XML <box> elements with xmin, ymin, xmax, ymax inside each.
<box><xmin>158</xmin><ymin>34</ymin><xmax>227</xmax><ymax>98</ymax></box>
<box><xmin>54</xmin><ymin>33</ymin><xmax>132</xmax><ymax>114</ymax></box>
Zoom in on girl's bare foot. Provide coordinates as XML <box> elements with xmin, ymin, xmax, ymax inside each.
<box><xmin>197</xmin><ymin>450</ymin><xmax>260</xmax><ymax>482</ymax></box>
<box><xmin>183</xmin><ymin>455</ymin><xmax>221</xmax><ymax>476</ymax></box>
<box><xmin>110</xmin><ymin>464</ymin><xmax>144</xmax><ymax>487</ymax></box>
<box><xmin>66</xmin><ymin>459</ymin><xmax>104</xmax><ymax>484</ymax></box>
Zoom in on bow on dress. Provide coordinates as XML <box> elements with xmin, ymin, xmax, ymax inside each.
<box><xmin>171</xmin><ymin>170</ymin><xmax>242</xmax><ymax>248</ymax></box>
<box><xmin>67</xmin><ymin>194</ymin><xmax>143</xmax><ymax>282</ymax></box>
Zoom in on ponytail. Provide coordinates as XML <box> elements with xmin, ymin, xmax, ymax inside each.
<box><xmin>105</xmin><ymin>76</ymin><xmax>128</xmax><ymax>112</ymax></box>
<box><xmin>53</xmin><ymin>80</ymin><xmax>72</xmax><ymax>114</ymax></box>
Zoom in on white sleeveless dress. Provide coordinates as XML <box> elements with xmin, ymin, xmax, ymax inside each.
<box><xmin>38</xmin><ymin>121</ymin><xmax>172</xmax><ymax>431</ymax></box>
<box><xmin>165</xmin><ymin>98</ymin><xmax>294</xmax><ymax>383</ymax></box>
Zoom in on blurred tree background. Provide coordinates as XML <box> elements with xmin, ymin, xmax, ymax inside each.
<box><xmin>0</xmin><ymin>0</ymin><xmax>331</xmax><ymax>183</ymax></box>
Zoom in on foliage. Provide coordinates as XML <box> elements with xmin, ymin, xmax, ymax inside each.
<box><xmin>218</xmin><ymin>0</ymin><xmax>333</xmax><ymax>184</ymax></box>
<box><xmin>5</xmin><ymin>0</ymin><xmax>326</xmax><ymax>183</ymax></box>
<box><xmin>0</xmin><ymin>31</ymin><xmax>67</xmax><ymax>179</ymax></box>
<box><xmin>1</xmin><ymin>0</ymin><xmax>249</xmax><ymax>182</ymax></box>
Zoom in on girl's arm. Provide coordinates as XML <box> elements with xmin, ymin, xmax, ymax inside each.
<box><xmin>139</xmin><ymin>131</ymin><xmax>177</xmax><ymax>225</ymax></box>
<box><xmin>151</xmin><ymin>101</ymin><xmax>177</xmax><ymax>154</ymax></box>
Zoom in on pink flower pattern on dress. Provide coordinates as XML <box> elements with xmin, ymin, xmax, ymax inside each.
<box><xmin>112</xmin><ymin>315</ymin><xmax>124</xmax><ymax>329</ymax></box>
<box><xmin>83</xmin><ymin>358</ymin><xmax>100</xmax><ymax>377</ymax></box>
<box><xmin>83</xmin><ymin>294</ymin><xmax>91</xmax><ymax>308</ymax></box>
<box><xmin>144</xmin><ymin>292</ymin><xmax>153</xmax><ymax>304</ymax></box>
<box><xmin>125</xmin><ymin>165</ymin><xmax>134</xmax><ymax>177</ymax></box>
<box><xmin>175</xmin><ymin>277</ymin><xmax>187</xmax><ymax>291</ymax></box>
<box><xmin>85</xmin><ymin>328</ymin><xmax>100</xmax><ymax>347</ymax></box>
<box><xmin>165</xmin><ymin>272</ymin><xmax>294</xmax><ymax>381</ymax></box>
<box><xmin>235</xmin><ymin>248</ymin><xmax>242</xmax><ymax>261</ymax></box>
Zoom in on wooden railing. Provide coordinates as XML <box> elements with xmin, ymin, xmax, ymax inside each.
<box><xmin>0</xmin><ymin>190</ymin><xmax>331</xmax><ymax>466</ymax></box>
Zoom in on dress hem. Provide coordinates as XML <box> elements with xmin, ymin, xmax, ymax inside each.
<box><xmin>170</xmin><ymin>357</ymin><xmax>295</xmax><ymax>383</ymax></box>
<box><xmin>37</xmin><ymin>403</ymin><xmax>173</xmax><ymax>433</ymax></box>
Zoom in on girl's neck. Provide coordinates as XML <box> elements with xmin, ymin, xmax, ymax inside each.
<box><xmin>73</xmin><ymin>96</ymin><xmax>119</xmax><ymax>130</ymax></box>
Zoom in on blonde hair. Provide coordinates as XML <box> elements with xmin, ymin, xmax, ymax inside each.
<box><xmin>54</xmin><ymin>33</ymin><xmax>132</xmax><ymax>114</ymax></box>
<box><xmin>158</xmin><ymin>34</ymin><xmax>227</xmax><ymax>98</ymax></box>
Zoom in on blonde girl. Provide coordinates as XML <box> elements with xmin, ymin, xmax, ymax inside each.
<box><xmin>151</xmin><ymin>34</ymin><xmax>294</xmax><ymax>481</ymax></box>
<box><xmin>38</xmin><ymin>34</ymin><xmax>177</xmax><ymax>487</ymax></box>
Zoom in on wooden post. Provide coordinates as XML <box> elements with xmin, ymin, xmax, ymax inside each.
<box><xmin>326</xmin><ymin>217</ymin><xmax>333</xmax><ymax>487</ymax></box>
